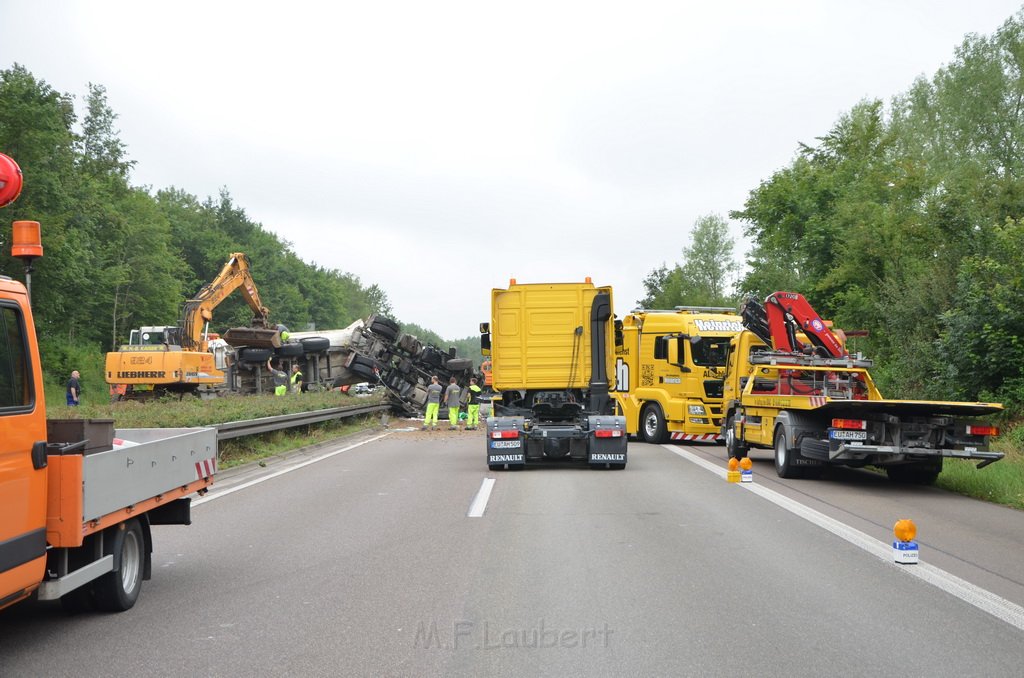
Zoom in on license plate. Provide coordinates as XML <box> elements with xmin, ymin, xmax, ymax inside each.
<box><xmin>490</xmin><ymin>440</ymin><xmax>522</xmax><ymax>449</ymax></box>
<box><xmin>829</xmin><ymin>430</ymin><xmax>867</xmax><ymax>441</ymax></box>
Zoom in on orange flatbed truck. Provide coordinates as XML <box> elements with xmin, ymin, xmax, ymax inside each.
<box><xmin>1</xmin><ymin>152</ymin><xmax>218</xmax><ymax>613</ymax></box>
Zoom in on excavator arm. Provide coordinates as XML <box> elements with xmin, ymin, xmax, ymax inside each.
<box><xmin>179</xmin><ymin>253</ymin><xmax>274</xmax><ymax>351</ymax></box>
<box><xmin>741</xmin><ymin>292</ymin><xmax>846</xmax><ymax>358</ymax></box>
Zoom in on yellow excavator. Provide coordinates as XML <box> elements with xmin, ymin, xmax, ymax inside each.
<box><xmin>105</xmin><ymin>253</ymin><xmax>281</xmax><ymax>397</ymax></box>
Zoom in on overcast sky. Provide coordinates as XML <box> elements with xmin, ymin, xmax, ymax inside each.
<box><xmin>2</xmin><ymin>1</ymin><xmax>1022</xmax><ymax>339</ymax></box>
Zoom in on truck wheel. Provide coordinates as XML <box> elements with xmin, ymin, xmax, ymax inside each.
<box><xmin>368</xmin><ymin>317</ymin><xmax>400</xmax><ymax>341</ymax></box>
<box><xmin>300</xmin><ymin>337</ymin><xmax>330</xmax><ymax>353</ymax></box>
<box><xmin>886</xmin><ymin>461</ymin><xmax>942</xmax><ymax>485</ymax></box>
<box><xmin>238</xmin><ymin>347</ymin><xmax>273</xmax><ymax>364</ymax></box>
<box><xmin>725</xmin><ymin>416</ymin><xmax>747</xmax><ymax>460</ymax></box>
<box><xmin>446</xmin><ymin>358</ymin><xmax>473</xmax><ymax>371</ymax></box>
<box><xmin>774</xmin><ymin>427</ymin><xmax>803</xmax><ymax>479</ymax></box>
<box><xmin>94</xmin><ymin>518</ymin><xmax>145</xmax><ymax>612</ymax></box>
<box><xmin>350</xmin><ymin>355</ymin><xmax>383</xmax><ymax>381</ymax></box>
<box><xmin>640</xmin><ymin>403</ymin><xmax>667</xmax><ymax>444</ymax></box>
<box><xmin>275</xmin><ymin>342</ymin><xmax>304</xmax><ymax>358</ymax></box>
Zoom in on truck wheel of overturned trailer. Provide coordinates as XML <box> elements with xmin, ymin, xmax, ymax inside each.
<box><xmin>368</xmin><ymin>317</ymin><xmax>400</xmax><ymax>341</ymax></box>
<box><xmin>446</xmin><ymin>358</ymin><xmax>473</xmax><ymax>372</ymax></box>
<box><xmin>886</xmin><ymin>460</ymin><xmax>942</xmax><ymax>485</ymax></box>
<box><xmin>275</xmin><ymin>342</ymin><xmax>304</xmax><ymax>358</ymax></box>
<box><xmin>725</xmin><ymin>416</ymin><xmax>748</xmax><ymax>460</ymax></box>
<box><xmin>300</xmin><ymin>337</ymin><xmax>330</xmax><ymax>353</ymax></box>
<box><xmin>640</xmin><ymin>403</ymin><xmax>667</xmax><ymax>444</ymax></box>
<box><xmin>774</xmin><ymin>427</ymin><xmax>803</xmax><ymax>479</ymax></box>
<box><xmin>94</xmin><ymin>518</ymin><xmax>145</xmax><ymax>612</ymax></box>
<box><xmin>238</xmin><ymin>347</ymin><xmax>273</xmax><ymax>364</ymax></box>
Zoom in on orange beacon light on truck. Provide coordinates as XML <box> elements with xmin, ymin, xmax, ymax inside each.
<box><xmin>12</xmin><ymin>220</ymin><xmax>43</xmax><ymax>258</ymax></box>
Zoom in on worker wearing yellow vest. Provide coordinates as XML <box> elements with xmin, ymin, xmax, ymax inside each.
<box><xmin>465</xmin><ymin>377</ymin><xmax>482</xmax><ymax>430</ymax></box>
<box><xmin>268</xmin><ymin>359</ymin><xmax>288</xmax><ymax>396</ymax></box>
<box><xmin>290</xmin><ymin>364</ymin><xmax>303</xmax><ymax>393</ymax></box>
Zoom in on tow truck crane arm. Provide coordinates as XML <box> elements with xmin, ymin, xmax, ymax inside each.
<box><xmin>179</xmin><ymin>252</ymin><xmax>276</xmax><ymax>351</ymax></box>
<box><xmin>741</xmin><ymin>292</ymin><xmax>846</xmax><ymax>358</ymax></box>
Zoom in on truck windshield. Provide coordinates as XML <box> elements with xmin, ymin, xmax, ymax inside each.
<box><xmin>691</xmin><ymin>337</ymin><xmax>730</xmax><ymax>367</ymax></box>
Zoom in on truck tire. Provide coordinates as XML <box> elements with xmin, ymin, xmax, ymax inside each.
<box><xmin>300</xmin><ymin>337</ymin><xmax>330</xmax><ymax>353</ymax></box>
<box><xmin>350</xmin><ymin>355</ymin><xmax>383</xmax><ymax>381</ymax></box>
<box><xmin>886</xmin><ymin>460</ymin><xmax>942</xmax><ymax>485</ymax></box>
<box><xmin>368</xmin><ymin>317</ymin><xmax>400</xmax><ymax>341</ymax></box>
<box><xmin>446</xmin><ymin>358</ymin><xmax>473</xmax><ymax>372</ymax></box>
<box><xmin>725</xmin><ymin>415</ymin><xmax>748</xmax><ymax>460</ymax></box>
<box><xmin>94</xmin><ymin>518</ymin><xmax>145</xmax><ymax>612</ymax></box>
<box><xmin>275</xmin><ymin>342</ymin><xmax>304</xmax><ymax>358</ymax></box>
<box><xmin>774</xmin><ymin>427</ymin><xmax>803</xmax><ymax>479</ymax></box>
<box><xmin>238</xmin><ymin>347</ymin><xmax>273</xmax><ymax>364</ymax></box>
<box><xmin>640</xmin><ymin>403</ymin><xmax>667</xmax><ymax>444</ymax></box>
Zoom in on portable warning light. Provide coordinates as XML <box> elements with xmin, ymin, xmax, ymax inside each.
<box><xmin>892</xmin><ymin>518</ymin><xmax>919</xmax><ymax>564</ymax></box>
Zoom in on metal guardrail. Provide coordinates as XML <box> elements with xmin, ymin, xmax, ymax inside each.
<box><xmin>214</xmin><ymin>403</ymin><xmax>390</xmax><ymax>441</ymax></box>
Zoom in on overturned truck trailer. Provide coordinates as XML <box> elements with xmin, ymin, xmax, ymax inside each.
<box><xmin>228</xmin><ymin>314</ymin><xmax>476</xmax><ymax>415</ymax></box>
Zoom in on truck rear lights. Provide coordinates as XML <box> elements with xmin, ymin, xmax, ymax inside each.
<box><xmin>490</xmin><ymin>430</ymin><xmax>520</xmax><ymax>439</ymax></box>
<box><xmin>965</xmin><ymin>425</ymin><xmax>999</xmax><ymax>436</ymax></box>
<box><xmin>594</xmin><ymin>429</ymin><xmax>623</xmax><ymax>438</ymax></box>
<box><xmin>831</xmin><ymin>418</ymin><xmax>867</xmax><ymax>430</ymax></box>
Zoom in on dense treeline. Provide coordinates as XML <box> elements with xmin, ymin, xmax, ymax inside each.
<box><xmin>736</xmin><ymin>12</ymin><xmax>1024</xmax><ymax>411</ymax></box>
<box><xmin>0</xmin><ymin>65</ymin><xmax>405</xmax><ymax>383</ymax></box>
<box><xmin>647</xmin><ymin>12</ymin><xmax>1024</xmax><ymax>414</ymax></box>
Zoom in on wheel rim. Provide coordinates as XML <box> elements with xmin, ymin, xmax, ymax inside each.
<box><xmin>725</xmin><ymin>421</ymin><xmax>735</xmax><ymax>453</ymax></box>
<box><xmin>776</xmin><ymin>435</ymin><xmax>787</xmax><ymax>469</ymax></box>
<box><xmin>643</xmin><ymin>411</ymin><xmax>657</xmax><ymax>439</ymax></box>
<box><xmin>121</xmin><ymin>530</ymin><xmax>141</xmax><ymax>593</ymax></box>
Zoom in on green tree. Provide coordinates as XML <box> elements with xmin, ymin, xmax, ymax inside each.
<box><xmin>638</xmin><ymin>214</ymin><xmax>739</xmax><ymax>309</ymax></box>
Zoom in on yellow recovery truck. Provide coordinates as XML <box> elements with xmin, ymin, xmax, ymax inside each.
<box><xmin>481</xmin><ymin>279</ymin><xmax>627</xmax><ymax>470</ymax></box>
<box><xmin>612</xmin><ymin>307</ymin><xmax>742</xmax><ymax>443</ymax></box>
<box><xmin>721</xmin><ymin>292</ymin><xmax>1003</xmax><ymax>483</ymax></box>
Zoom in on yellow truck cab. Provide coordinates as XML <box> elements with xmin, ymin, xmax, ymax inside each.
<box><xmin>612</xmin><ymin>308</ymin><xmax>742</xmax><ymax>443</ymax></box>
<box><xmin>482</xmin><ymin>279</ymin><xmax>627</xmax><ymax>470</ymax></box>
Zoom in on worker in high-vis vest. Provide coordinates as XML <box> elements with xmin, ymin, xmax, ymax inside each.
<box><xmin>465</xmin><ymin>377</ymin><xmax>483</xmax><ymax>430</ymax></box>
<box><xmin>444</xmin><ymin>377</ymin><xmax>462</xmax><ymax>430</ymax></box>
<box><xmin>268</xmin><ymin>359</ymin><xmax>288</xmax><ymax>396</ymax></box>
<box><xmin>422</xmin><ymin>375</ymin><xmax>443</xmax><ymax>431</ymax></box>
<box><xmin>290</xmin><ymin>364</ymin><xmax>303</xmax><ymax>393</ymax></box>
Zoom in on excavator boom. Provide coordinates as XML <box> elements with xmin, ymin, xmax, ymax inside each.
<box><xmin>180</xmin><ymin>253</ymin><xmax>277</xmax><ymax>350</ymax></box>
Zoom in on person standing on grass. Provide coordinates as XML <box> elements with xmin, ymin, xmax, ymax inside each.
<box><xmin>445</xmin><ymin>376</ymin><xmax>462</xmax><ymax>430</ymax></box>
<box><xmin>423</xmin><ymin>375</ymin><xmax>443</xmax><ymax>431</ymax></box>
<box><xmin>267</xmin><ymin>359</ymin><xmax>288</xmax><ymax>396</ymax></box>
<box><xmin>66</xmin><ymin>370</ymin><xmax>81</xmax><ymax>406</ymax></box>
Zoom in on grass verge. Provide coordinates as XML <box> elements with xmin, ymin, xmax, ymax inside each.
<box><xmin>936</xmin><ymin>444</ymin><xmax>1024</xmax><ymax>511</ymax></box>
<box><xmin>216</xmin><ymin>415</ymin><xmax>382</xmax><ymax>469</ymax></box>
<box><xmin>47</xmin><ymin>391</ymin><xmax>391</xmax><ymax>470</ymax></box>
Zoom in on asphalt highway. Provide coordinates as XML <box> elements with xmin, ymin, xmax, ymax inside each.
<box><xmin>1</xmin><ymin>427</ymin><xmax>1022</xmax><ymax>677</ymax></box>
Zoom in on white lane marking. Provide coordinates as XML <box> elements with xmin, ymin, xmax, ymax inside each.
<box><xmin>193</xmin><ymin>433</ymin><xmax>393</xmax><ymax>506</ymax></box>
<box><xmin>468</xmin><ymin>478</ymin><xmax>496</xmax><ymax>518</ymax></box>
<box><xmin>663</xmin><ymin>444</ymin><xmax>1024</xmax><ymax>632</ymax></box>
